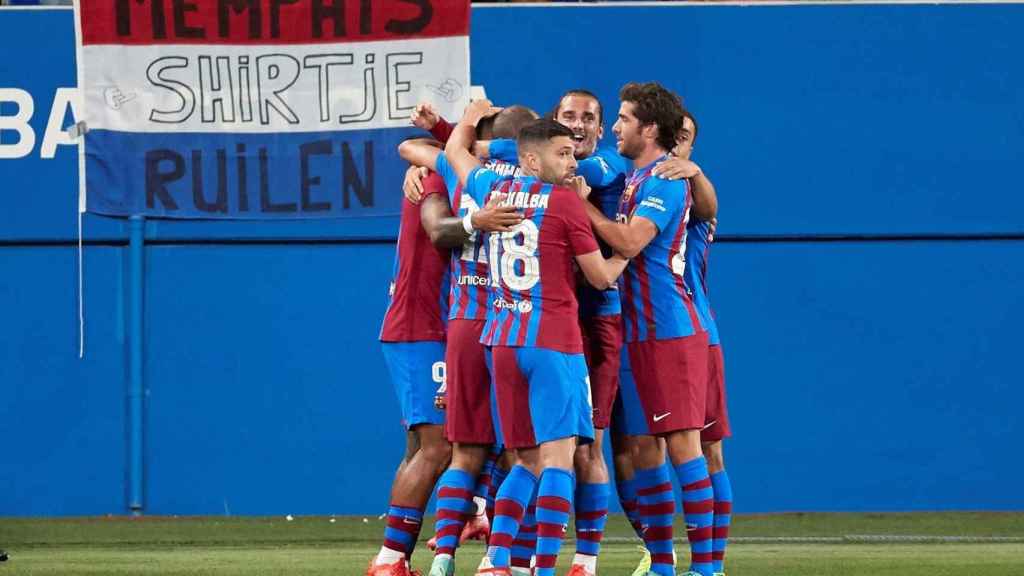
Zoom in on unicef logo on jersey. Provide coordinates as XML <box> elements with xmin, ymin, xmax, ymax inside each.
<box><xmin>517</xmin><ymin>300</ymin><xmax>533</xmax><ymax>314</ymax></box>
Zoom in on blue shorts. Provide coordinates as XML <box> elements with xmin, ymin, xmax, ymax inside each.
<box><xmin>489</xmin><ymin>346</ymin><xmax>595</xmax><ymax>449</ymax></box>
<box><xmin>612</xmin><ymin>347</ymin><xmax>650</xmax><ymax>436</ymax></box>
<box><xmin>381</xmin><ymin>341</ymin><xmax>446</xmax><ymax>429</ymax></box>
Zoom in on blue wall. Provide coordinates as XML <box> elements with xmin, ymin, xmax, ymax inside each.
<box><xmin>1</xmin><ymin>4</ymin><xmax>1022</xmax><ymax>516</ymax></box>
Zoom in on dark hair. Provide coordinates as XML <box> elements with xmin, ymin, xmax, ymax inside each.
<box><xmin>552</xmin><ymin>89</ymin><xmax>603</xmax><ymax>125</ymax></box>
<box><xmin>619</xmin><ymin>82</ymin><xmax>685</xmax><ymax>152</ymax></box>
<box><xmin>682</xmin><ymin>109</ymin><xmax>699</xmax><ymax>146</ymax></box>
<box><xmin>476</xmin><ymin>115</ymin><xmax>496</xmax><ymax>140</ymax></box>
<box><xmin>517</xmin><ymin>118</ymin><xmax>575</xmax><ymax>151</ymax></box>
<box><xmin>492</xmin><ymin>105</ymin><xmax>539</xmax><ymax>139</ymax></box>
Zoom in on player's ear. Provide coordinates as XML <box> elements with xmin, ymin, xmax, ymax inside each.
<box><xmin>642</xmin><ymin>123</ymin><xmax>657</xmax><ymax>142</ymax></box>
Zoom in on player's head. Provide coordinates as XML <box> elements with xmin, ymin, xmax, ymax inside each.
<box><xmin>491</xmin><ymin>105</ymin><xmax>539</xmax><ymax>139</ymax></box>
<box><xmin>613</xmin><ymin>82</ymin><xmax>685</xmax><ymax>159</ymax></box>
<box><xmin>552</xmin><ymin>89</ymin><xmax>603</xmax><ymax>159</ymax></box>
<box><xmin>672</xmin><ymin>110</ymin><xmax>699</xmax><ymax>161</ymax></box>
<box><xmin>517</xmin><ymin>118</ymin><xmax>578</xmax><ymax>185</ymax></box>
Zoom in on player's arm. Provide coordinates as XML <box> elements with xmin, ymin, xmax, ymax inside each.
<box><xmin>410</xmin><ymin>101</ymin><xmax>454</xmax><ymax>144</ymax></box>
<box><xmin>397</xmin><ymin>138</ymin><xmax>442</xmax><ymax>172</ymax></box>
<box><xmin>421</xmin><ymin>191</ymin><xmax>523</xmax><ymax>248</ymax></box>
<box><xmin>576</xmin><ymin>178</ymin><xmax>659</xmax><ymax>259</ymax></box>
<box><xmin>445</xmin><ymin>99</ymin><xmax>500</xmax><ymax>188</ymax></box>
<box><xmin>575</xmin><ymin>250</ymin><xmax>630</xmax><ymax>290</ymax></box>
<box><xmin>652</xmin><ymin>158</ymin><xmax>717</xmax><ymax>221</ymax></box>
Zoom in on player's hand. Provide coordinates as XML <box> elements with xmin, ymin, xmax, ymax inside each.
<box><xmin>652</xmin><ymin>157</ymin><xmax>702</xmax><ymax>180</ymax></box>
<box><xmin>568</xmin><ymin>175</ymin><xmax>592</xmax><ymax>201</ymax></box>
<box><xmin>708</xmin><ymin>217</ymin><xmax>718</xmax><ymax>242</ymax></box>
<box><xmin>463</xmin><ymin>99</ymin><xmax>501</xmax><ymax>127</ymax></box>
<box><xmin>403</xmin><ymin>165</ymin><xmax>429</xmax><ymax>203</ymax></box>
<box><xmin>471</xmin><ymin>193</ymin><xmax>522</xmax><ymax>233</ymax></box>
<box><xmin>410</xmin><ymin>102</ymin><xmax>440</xmax><ymax>131</ymax></box>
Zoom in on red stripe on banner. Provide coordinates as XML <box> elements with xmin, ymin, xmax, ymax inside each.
<box><xmin>80</xmin><ymin>0</ymin><xmax>470</xmax><ymax>46</ymax></box>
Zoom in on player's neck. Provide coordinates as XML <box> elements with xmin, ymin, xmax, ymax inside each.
<box><xmin>632</xmin><ymin>144</ymin><xmax>668</xmax><ymax>170</ymax></box>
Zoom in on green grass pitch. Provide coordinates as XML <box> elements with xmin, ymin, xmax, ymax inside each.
<box><xmin>1</xmin><ymin>512</ymin><xmax>1022</xmax><ymax>575</ymax></box>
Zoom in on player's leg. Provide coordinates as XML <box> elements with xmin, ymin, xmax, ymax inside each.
<box><xmin>570</xmin><ymin>315</ymin><xmax>621</xmax><ymax>575</ymax></box>
<box><xmin>372</xmin><ymin>342</ymin><xmax>450</xmax><ymax>575</ymax></box>
<box><xmin>701</xmin><ymin>344</ymin><xmax>732</xmax><ymax>576</ymax></box>
<box><xmin>656</xmin><ymin>333</ymin><xmax>713</xmax><ymax>576</ymax></box>
<box><xmin>430</xmin><ymin>321</ymin><xmax>496</xmax><ymax>576</ymax></box>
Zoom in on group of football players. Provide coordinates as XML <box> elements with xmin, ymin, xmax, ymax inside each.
<box><xmin>371</xmin><ymin>81</ymin><xmax>732</xmax><ymax>576</ymax></box>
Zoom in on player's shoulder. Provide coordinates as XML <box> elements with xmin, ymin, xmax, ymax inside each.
<box><xmin>594</xmin><ymin>145</ymin><xmax>630</xmax><ymax>170</ymax></box>
<box><xmin>644</xmin><ymin>173</ymin><xmax>687</xmax><ymax>195</ymax></box>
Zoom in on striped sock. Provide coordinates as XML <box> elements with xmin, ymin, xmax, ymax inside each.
<box><xmin>382</xmin><ymin>504</ymin><xmax>424</xmax><ymax>560</ymax></box>
<box><xmin>710</xmin><ymin>470</ymin><xmax>733</xmax><ymax>574</ymax></box>
<box><xmin>635</xmin><ymin>465</ymin><xmax>675</xmax><ymax>576</ymax></box>
<box><xmin>574</xmin><ymin>482</ymin><xmax>610</xmax><ymax>560</ymax></box>
<box><xmin>433</xmin><ymin>469</ymin><xmax>475</xmax><ymax>557</ymax></box>
<box><xmin>487</xmin><ymin>465</ymin><xmax>537</xmax><ymax>569</ymax></box>
<box><xmin>487</xmin><ymin>465</ymin><xmax>511</xmax><ymax>532</ymax></box>
<box><xmin>534</xmin><ymin>468</ymin><xmax>574</xmax><ymax>576</ymax></box>
<box><xmin>676</xmin><ymin>456</ymin><xmax>714</xmax><ymax>576</ymax></box>
<box><xmin>616</xmin><ymin>476</ymin><xmax>645</xmax><ymax>540</ymax></box>
<box><xmin>476</xmin><ymin>448</ymin><xmax>501</xmax><ymax>501</ymax></box>
<box><xmin>510</xmin><ymin>490</ymin><xmax>537</xmax><ymax>572</ymax></box>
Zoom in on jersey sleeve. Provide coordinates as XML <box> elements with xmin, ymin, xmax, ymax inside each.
<box><xmin>488</xmin><ymin>139</ymin><xmax>519</xmax><ymax>163</ymax></box>
<box><xmin>563</xmin><ymin>190</ymin><xmax>601</xmax><ymax>256</ymax></box>
<box><xmin>577</xmin><ymin>155</ymin><xmax>620</xmax><ymax>188</ymax></box>
<box><xmin>420</xmin><ymin>172</ymin><xmax>447</xmax><ymax>200</ymax></box>
<box><xmin>429</xmin><ymin>117</ymin><xmax>454</xmax><ymax>144</ymax></box>
<box><xmin>434</xmin><ymin>154</ymin><xmax>461</xmax><ymax>200</ymax></box>
<box><xmin>632</xmin><ymin>177</ymin><xmax>687</xmax><ymax>232</ymax></box>
<box><xmin>465</xmin><ymin>166</ymin><xmax>501</xmax><ymax>206</ymax></box>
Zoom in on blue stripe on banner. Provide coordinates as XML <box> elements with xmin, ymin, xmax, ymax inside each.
<box><xmin>84</xmin><ymin>127</ymin><xmax>421</xmax><ymax>219</ymax></box>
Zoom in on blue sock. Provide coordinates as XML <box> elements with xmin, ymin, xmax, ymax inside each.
<box><xmin>487</xmin><ymin>465</ymin><xmax>537</xmax><ymax>569</ymax></box>
<box><xmin>432</xmin><ymin>469</ymin><xmax>475</xmax><ymax>557</ymax></box>
<box><xmin>575</xmin><ymin>482</ymin><xmax>610</xmax><ymax>557</ymax></box>
<box><xmin>534</xmin><ymin>468</ymin><xmax>574</xmax><ymax>576</ymax></box>
<box><xmin>710</xmin><ymin>470</ymin><xmax>733</xmax><ymax>574</ymax></box>
<box><xmin>384</xmin><ymin>504</ymin><xmax>424</xmax><ymax>558</ymax></box>
<box><xmin>616</xmin><ymin>476</ymin><xmax>645</xmax><ymax>540</ymax></box>
<box><xmin>676</xmin><ymin>456</ymin><xmax>714</xmax><ymax>576</ymax></box>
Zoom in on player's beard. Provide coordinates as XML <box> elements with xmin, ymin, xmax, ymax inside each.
<box><xmin>617</xmin><ymin>127</ymin><xmax>643</xmax><ymax>159</ymax></box>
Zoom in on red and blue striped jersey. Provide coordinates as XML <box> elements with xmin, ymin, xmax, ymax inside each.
<box><xmin>443</xmin><ymin>162</ymin><xmax>600</xmax><ymax>353</ymax></box>
<box><xmin>436</xmin><ymin>156</ymin><xmax>519</xmax><ymax>321</ymax></box>
<box><xmin>684</xmin><ymin>220</ymin><xmax>720</xmax><ymax>346</ymax></box>
<box><xmin>578</xmin><ymin>145</ymin><xmax>630</xmax><ymax>319</ymax></box>
<box><xmin>379</xmin><ymin>172</ymin><xmax>451</xmax><ymax>342</ymax></box>
<box><xmin>617</xmin><ymin>156</ymin><xmax>703</xmax><ymax>342</ymax></box>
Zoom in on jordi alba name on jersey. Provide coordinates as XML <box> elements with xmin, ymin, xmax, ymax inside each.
<box><xmin>617</xmin><ymin>157</ymin><xmax>703</xmax><ymax>342</ymax></box>
<box><xmin>454</xmin><ymin>164</ymin><xmax>599</xmax><ymax>353</ymax></box>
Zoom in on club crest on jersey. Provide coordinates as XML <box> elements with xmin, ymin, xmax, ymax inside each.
<box><xmin>622</xmin><ymin>183</ymin><xmax>637</xmax><ymax>203</ymax></box>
